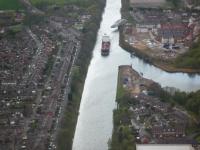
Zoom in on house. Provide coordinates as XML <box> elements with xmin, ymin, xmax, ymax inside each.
<box><xmin>124</xmin><ymin>24</ymin><xmax>133</xmax><ymax>35</ymax></box>
<box><xmin>161</xmin><ymin>36</ymin><xmax>175</xmax><ymax>44</ymax></box>
<box><xmin>15</xmin><ymin>13</ymin><xmax>25</xmax><ymax>23</ymax></box>
<box><xmin>136</xmin><ymin>23</ymin><xmax>157</xmax><ymax>33</ymax></box>
<box><xmin>157</xmin><ymin>23</ymin><xmax>189</xmax><ymax>44</ymax></box>
<box><xmin>151</xmin><ymin>125</ymin><xmax>185</xmax><ymax>138</ymax></box>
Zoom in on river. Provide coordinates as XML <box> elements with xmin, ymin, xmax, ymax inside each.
<box><xmin>72</xmin><ymin>0</ymin><xmax>200</xmax><ymax>150</ymax></box>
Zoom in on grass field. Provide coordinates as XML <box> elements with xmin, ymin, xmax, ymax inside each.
<box><xmin>30</xmin><ymin>0</ymin><xmax>66</xmax><ymax>5</ymax></box>
<box><xmin>0</xmin><ymin>0</ymin><xmax>23</xmax><ymax>10</ymax></box>
<box><xmin>176</xmin><ymin>40</ymin><xmax>200</xmax><ymax>70</ymax></box>
<box><xmin>30</xmin><ymin>0</ymin><xmax>89</xmax><ymax>6</ymax></box>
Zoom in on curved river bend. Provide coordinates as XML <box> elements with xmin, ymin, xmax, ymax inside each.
<box><xmin>72</xmin><ymin>0</ymin><xmax>200</xmax><ymax>150</ymax></box>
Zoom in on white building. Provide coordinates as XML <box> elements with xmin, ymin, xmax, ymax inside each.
<box><xmin>136</xmin><ymin>144</ymin><xmax>195</xmax><ymax>150</ymax></box>
<box><xmin>161</xmin><ymin>37</ymin><xmax>175</xmax><ymax>44</ymax></box>
<box><xmin>136</xmin><ymin>24</ymin><xmax>157</xmax><ymax>33</ymax></box>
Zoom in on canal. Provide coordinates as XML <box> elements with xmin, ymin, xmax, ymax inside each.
<box><xmin>72</xmin><ymin>0</ymin><xmax>200</xmax><ymax>150</ymax></box>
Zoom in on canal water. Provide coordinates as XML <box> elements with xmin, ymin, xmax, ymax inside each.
<box><xmin>72</xmin><ymin>0</ymin><xmax>200</xmax><ymax>149</ymax></box>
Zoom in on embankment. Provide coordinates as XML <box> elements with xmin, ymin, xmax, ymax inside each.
<box><xmin>56</xmin><ymin>1</ymin><xmax>106</xmax><ymax>150</ymax></box>
<box><xmin>119</xmin><ymin>28</ymin><xmax>200</xmax><ymax>74</ymax></box>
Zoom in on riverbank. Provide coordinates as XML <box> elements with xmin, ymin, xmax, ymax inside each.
<box><xmin>119</xmin><ymin>28</ymin><xmax>200</xmax><ymax>74</ymax></box>
<box><xmin>56</xmin><ymin>1</ymin><xmax>106</xmax><ymax>150</ymax></box>
<box><xmin>109</xmin><ymin>66</ymin><xmax>137</xmax><ymax>150</ymax></box>
<box><xmin>119</xmin><ymin>0</ymin><xmax>200</xmax><ymax>74</ymax></box>
<box><xmin>109</xmin><ymin>65</ymin><xmax>199</xmax><ymax>150</ymax></box>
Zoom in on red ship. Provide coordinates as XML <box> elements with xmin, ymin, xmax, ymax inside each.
<box><xmin>101</xmin><ymin>34</ymin><xmax>110</xmax><ymax>56</ymax></box>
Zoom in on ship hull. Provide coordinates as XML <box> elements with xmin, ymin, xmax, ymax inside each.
<box><xmin>101</xmin><ymin>50</ymin><xmax>109</xmax><ymax>56</ymax></box>
<box><xmin>101</xmin><ymin>34</ymin><xmax>110</xmax><ymax>56</ymax></box>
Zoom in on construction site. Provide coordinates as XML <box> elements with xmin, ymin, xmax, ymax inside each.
<box><xmin>122</xmin><ymin>0</ymin><xmax>200</xmax><ymax>62</ymax></box>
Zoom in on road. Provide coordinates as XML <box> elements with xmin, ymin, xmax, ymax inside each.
<box><xmin>33</xmin><ymin>35</ymin><xmax>81</xmax><ymax>149</ymax></box>
<box><xmin>19</xmin><ymin>0</ymin><xmax>44</xmax><ymax>15</ymax></box>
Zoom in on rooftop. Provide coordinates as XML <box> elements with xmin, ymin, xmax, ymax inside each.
<box><xmin>136</xmin><ymin>144</ymin><xmax>195</xmax><ymax>150</ymax></box>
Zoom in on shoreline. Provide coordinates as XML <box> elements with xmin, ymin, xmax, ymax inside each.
<box><xmin>56</xmin><ymin>1</ymin><xmax>106</xmax><ymax>149</ymax></box>
<box><xmin>119</xmin><ymin>28</ymin><xmax>200</xmax><ymax>74</ymax></box>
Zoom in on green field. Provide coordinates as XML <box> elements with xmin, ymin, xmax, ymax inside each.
<box><xmin>30</xmin><ymin>0</ymin><xmax>66</xmax><ymax>5</ymax></box>
<box><xmin>30</xmin><ymin>0</ymin><xmax>90</xmax><ymax>6</ymax></box>
<box><xmin>176</xmin><ymin>40</ymin><xmax>200</xmax><ymax>69</ymax></box>
<box><xmin>0</xmin><ymin>0</ymin><xmax>23</xmax><ymax>10</ymax></box>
